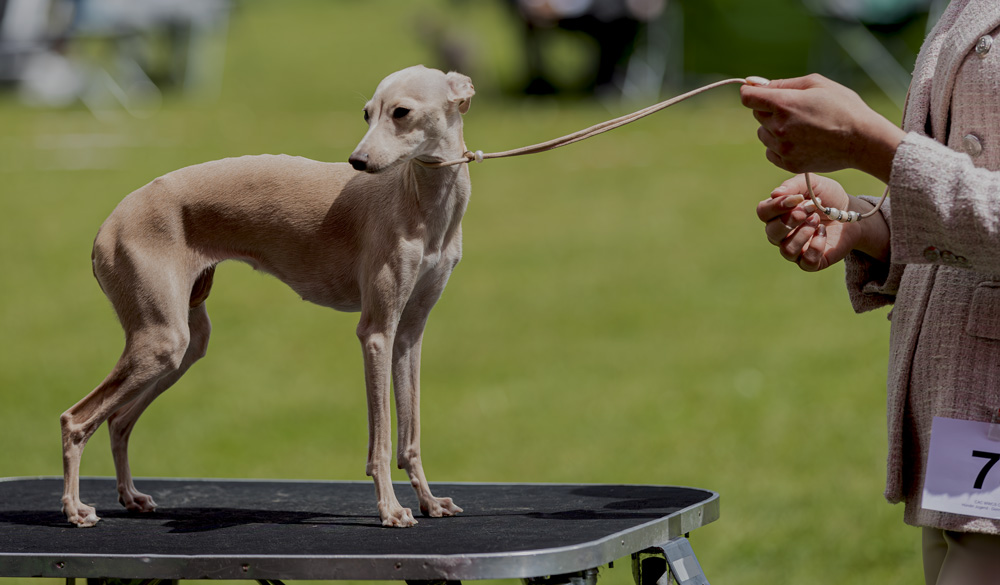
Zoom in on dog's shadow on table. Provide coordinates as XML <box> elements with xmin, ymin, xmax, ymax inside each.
<box><xmin>0</xmin><ymin>507</ymin><xmax>383</xmax><ymax>532</ymax></box>
<box><xmin>0</xmin><ymin>485</ymin><xmax>711</xmax><ymax>533</ymax></box>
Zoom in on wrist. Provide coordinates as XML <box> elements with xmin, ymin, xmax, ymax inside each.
<box><xmin>848</xmin><ymin>196</ymin><xmax>891</xmax><ymax>261</ymax></box>
<box><xmin>850</xmin><ymin>114</ymin><xmax>905</xmax><ymax>183</ymax></box>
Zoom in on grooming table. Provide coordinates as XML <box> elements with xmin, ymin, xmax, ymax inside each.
<box><xmin>0</xmin><ymin>478</ymin><xmax>719</xmax><ymax>585</ymax></box>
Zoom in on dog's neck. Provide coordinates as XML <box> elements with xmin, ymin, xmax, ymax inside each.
<box><xmin>402</xmin><ymin>157</ymin><xmax>470</xmax><ymax>251</ymax></box>
<box><xmin>414</xmin><ymin>120</ymin><xmax>466</xmax><ymax>167</ymax></box>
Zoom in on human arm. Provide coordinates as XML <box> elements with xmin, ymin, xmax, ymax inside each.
<box><xmin>755</xmin><ymin>174</ymin><xmax>902</xmax><ymax>312</ymax></box>
<box><xmin>756</xmin><ymin>173</ymin><xmax>890</xmax><ymax>271</ymax></box>
<box><xmin>740</xmin><ymin>74</ymin><xmax>905</xmax><ymax>311</ymax></box>
<box><xmin>756</xmin><ymin>130</ymin><xmax>1000</xmax><ymax>275</ymax></box>
<box><xmin>890</xmin><ymin>133</ymin><xmax>1000</xmax><ymax>272</ymax></box>
<box><xmin>739</xmin><ymin>74</ymin><xmax>907</xmax><ymax>183</ymax></box>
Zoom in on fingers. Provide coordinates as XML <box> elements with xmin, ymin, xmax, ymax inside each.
<box><xmin>764</xmin><ymin>217</ymin><xmax>793</xmax><ymax>246</ymax></box>
<box><xmin>762</xmin><ymin>200</ymin><xmax>818</xmax><ymax>246</ymax></box>
<box><xmin>756</xmin><ymin>183</ymin><xmax>816</xmax><ymax>224</ymax></box>
<box><xmin>757</xmin><ymin>74</ymin><xmax>826</xmax><ymax>91</ymax></box>
<box><xmin>753</xmin><ymin>112</ymin><xmax>795</xmax><ymax>173</ymax></box>
<box><xmin>741</xmin><ymin>74</ymin><xmax>854</xmax><ymax>174</ymax></box>
<box><xmin>798</xmin><ymin>223</ymin><xmax>827</xmax><ymax>272</ymax></box>
<box><xmin>739</xmin><ymin>77</ymin><xmax>810</xmax><ymax>112</ymax></box>
<box><xmin>760</xmin><ymin>197</ymin><xmax>816</xmax><ymax>238</ymax></box>
<box><xmin>757</xmin><ymin>189</ymin><xmax>827</xmax><ymax>270</ymax></box>
<box><xmin>757</xmin><ymin>192</ymin><xmax>798</xmax><ymax>223</ymax></box>
<box><xmin>764</xmin><ymin>148</ymin><xmax>789</xmax><ymax>172</ymax></box>
<box><xmin>739</xmin><ymin>74</ymin><xmax>828</xmax><ymax>110</ymax></box>
<box><xmin>774</xmin><ymin>174</ymin><xmax>810</xmax><ymax>194</ymax></box>
<box><xmin>740</xmin><ymin>85</ymin><xmax>779</xmax><ymax>113</ymax></box>
<box><xmin>755</xmin><ymin>123</ymin><xmax>775</xmax><ymax>147</ymax></box>
<box><xmin>778</xmin><ymin>213</ymin><xmax>822</xmax><ymax>269</ymax></box>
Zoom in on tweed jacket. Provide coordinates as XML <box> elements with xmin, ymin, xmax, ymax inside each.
<box><xmin>845</xmin><ymin>0</ymin><xmax>1000</xmax><ymax>533</ymax></box>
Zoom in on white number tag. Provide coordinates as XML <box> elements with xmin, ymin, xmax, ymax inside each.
<box><xmin>922</xmin><ymin>416</ymin><xmax>1000</xmax><ymax>520</ymax></box>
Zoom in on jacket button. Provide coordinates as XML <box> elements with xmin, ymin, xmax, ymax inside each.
<box><xmin>976</xmin><ymin>35</ymin><xmax>993</xmax><ymax>57</ymax></box>
<box><xmin>964</xmin><ymin>134</ymin><xmax>983</xmax><ymax>157</ymax></box>
<box><xmin>924</xmin><ymin>246</ymin><xmax>941</xmax><ymax>261</ymax></box>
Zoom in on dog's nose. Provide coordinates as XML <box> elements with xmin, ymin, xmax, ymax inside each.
<box><xmin>349</xmin><ymin>153</ymin><xmax>369</xmax><ymax>171</ymax></box>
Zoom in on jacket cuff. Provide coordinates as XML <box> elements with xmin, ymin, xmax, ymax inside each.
<box><xmin>889</xmin><ymin>132</ymin><xmax>948</xmax><ymax>266</ymax></box>
<box><xmin>845</xmin><ymin>195</ymin><xmax>903</xmax><ymax>312</ymax></box>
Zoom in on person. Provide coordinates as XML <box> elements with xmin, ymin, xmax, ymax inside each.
<box><xmin>739</xmin><ymin>1</ymin><xmax>1000</xmax><ymax>584</ymax></box>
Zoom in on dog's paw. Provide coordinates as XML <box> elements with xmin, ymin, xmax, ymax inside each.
<box><xmin>63</xmin><ymin>503</ymin><xmax>101</xmax><ymax>527</ymax></box>
<box><xmin>380</xmin><ymin>505</ymin><xmax>418</xmax><ymax>527</ymax></box>
<box><xmin>420</xmin><ymin>496</ymin><xmax>463</xmax><ymax>518</ymax></box>
<box><xmin>119</xmin><ymin>489</ymin><xmax>158</xmax><ymax>513</ymax></box>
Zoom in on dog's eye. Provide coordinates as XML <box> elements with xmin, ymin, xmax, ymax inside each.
<box><xmin>393</xmin><ymin>107</ymin><xmax>410</xmax><ymax>119</ymax></box>
<box><xmin>363</xmin><ymin>110</ymin><xmax>370</xmax><ymax>123</ymax></box>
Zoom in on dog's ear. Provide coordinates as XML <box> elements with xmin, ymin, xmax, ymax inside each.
<box><xmin>446</xmin><ymin>71</ymin><xmax>475</xmax><ymax>114</ymax></box>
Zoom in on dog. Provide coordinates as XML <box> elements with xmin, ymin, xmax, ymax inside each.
<box><xmin>60</xmin><ymin>65</ymin><xmax>473</xmax><ymax>528</ymax></box>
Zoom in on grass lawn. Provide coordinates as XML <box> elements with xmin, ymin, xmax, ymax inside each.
<box><xmin>0</xmin><ymin>2</ymin><xmax>920</xmax><ymax>584</ymax></box>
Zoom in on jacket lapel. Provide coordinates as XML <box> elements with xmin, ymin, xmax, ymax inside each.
<box><xmin>903</xmin><ymin>0</ymin><xmax>965</xmax><ymax>135</ymax></box>
<box><xmin>925</xmin><ymin>0</ymin><xmax>1000</xmax><ymax>141</ymax></box>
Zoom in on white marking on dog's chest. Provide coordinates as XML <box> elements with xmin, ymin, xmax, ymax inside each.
<box><xmin>418</xmin><ymin>250</ymin><xmax>443</xmax><ymax>277</ymax></box>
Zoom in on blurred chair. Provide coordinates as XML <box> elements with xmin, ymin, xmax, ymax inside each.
<box><xmin>507</xmin><ymin>0</ymin><xmax>678</xmax><ymax>99</ymax></box>
<box><xmin>803</xmin><ymin>0</ymin><xmax>947</xmax><ymax>107</ymax></box>
<box><xmin>0</xmin><ymin>0</ymin><xmax>65</xmax><ymax>82</ymax></box>
<box><xmin>71</xmin><ymin>0</ymin><xmax>230</xmax><ymax>97</ymax></box>
<box><xmin>0</xmin><ymin>0</ymin><xmax>229</xmax><ymax>114</ymax></box>
<box><xmin>0</xmin><ymin>0</ymin><xmax>87</xmax><ymax>106</ymax></box>
<box><xmin>0</xmin><ymin>0</ymin><xmax>51</xmax><ymax>81</ymax></box>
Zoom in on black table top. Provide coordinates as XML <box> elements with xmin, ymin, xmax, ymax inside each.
<box><xmin>0</xmin><ymin>477</ymin><xmax>718</xmax><ymax>581</ymax></box>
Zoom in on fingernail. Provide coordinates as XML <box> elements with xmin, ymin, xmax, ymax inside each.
<box><xmin>807</xmin><ymin>214</ymin><xmax>820</xmax><ymax>226</ymax></box>
<box><xmin>802</xmin><ymin>200</ymin><xmax>817</xmax><ymax>213</ymax></box>
<box><xmin>817</xmin><ymin>224</ymin><xmax>827</xmax><ymax>237</ymax></box>
<box><xmin>771</xmin><ymin>185</ymin><xmax>789</xmax><ymax>196</ymax></box>
<box><xmin>746</xmin><ymin>76</ymin><xmax>771</xmax><ymax>87</ymax></box>
<box><xmin>781</xmin><ymin>194</ymin><xmax>804</xmax><ymax>208</ymax></box>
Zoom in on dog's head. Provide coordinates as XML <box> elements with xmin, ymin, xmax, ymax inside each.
<box><xmin>349</xmin><ymin>65</ymin><xmax>475</xmax><ymax>173</ymax></box>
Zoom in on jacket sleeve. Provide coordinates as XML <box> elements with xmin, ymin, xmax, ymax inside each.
<box><xmin>890</xmin><ymin>131</ymin><xmax>1000</xmax><ymax>274</ymax></box>
<box><xmin>844</xmin><ymin>195</ymin><xmax>905</xmax><ymax>313</ymax></box>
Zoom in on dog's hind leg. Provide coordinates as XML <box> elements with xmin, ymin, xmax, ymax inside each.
<box><xmin>61</xmin><ymin>319</ymin><xmax>192</xmax><ymax>526</ymax></box>
<box><xmin>61</xmin><ymin>251</ymin><xmax>200</xmax><ymax>527</ymax></box>
<box><xmin>107</xmin><ymin>301</ymin><xmax>212</xmax><ymax>513</ymax></box>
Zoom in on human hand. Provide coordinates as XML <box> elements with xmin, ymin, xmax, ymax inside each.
<box><xmin>756</xmin><ymin>174</ymin><xmax>889</xmax><ymax>271</ymax></box>
<box><xmin>740</xmin><ymin>74</ymin><xmax>905</xmax><ymax>183</ymax></box>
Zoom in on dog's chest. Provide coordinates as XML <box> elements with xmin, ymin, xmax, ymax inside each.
<box><xmin>414</xmin><ymin>215</ymin><xmax>464</xmax><ymax>281</ymax></box>
<box><xmin>417</xmin><ymin>247</ymin><xmax>454</xmax><ymax>279</ymax></box>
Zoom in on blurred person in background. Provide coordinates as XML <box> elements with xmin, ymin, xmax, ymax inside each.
<box><xmin>741</xmin><ymin>1</ymin><xmax>1000</xmax><ymax>583</ymax></box>
<box><xmin>507</xmin><ymin>0</ymin><xmax>664</xmax><ymax>95</ymax></box>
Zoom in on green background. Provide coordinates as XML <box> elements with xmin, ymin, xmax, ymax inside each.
<box><xmin>0</xmin><ymin>1</ymin><xmax>929</xmax><ymax>584</ymax></box>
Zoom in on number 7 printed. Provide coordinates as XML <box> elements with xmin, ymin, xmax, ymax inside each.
<box><xmin>972</xmin><ymin>450</ymin><xmax>1000</xmax><ymax>490</ymax></box>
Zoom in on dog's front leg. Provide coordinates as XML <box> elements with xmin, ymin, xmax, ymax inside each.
<box><xmin>392</xmin><ymin>269</ymin><xmax>463</xmax><ymax>519</ymax></box>
<box><xmin>358</xmin><ymin>315</ymin><xmax>417</xmax><ymax>527</ymax></box>
<box><xmin>393</xmin><ymin>325</ymin><xmax>463</xmax><ymax>519</ymax></box>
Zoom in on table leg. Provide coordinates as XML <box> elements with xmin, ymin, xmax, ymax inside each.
<box><xmin>631</xmin><ymin>536</ymin><xmax>709</xmax><ymax>585</ymax></box>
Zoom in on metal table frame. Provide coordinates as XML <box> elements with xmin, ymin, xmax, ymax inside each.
<box><xmin>0</xmin><ymin>478</ymin><xmax>719</xmax><ymax>585</ymax></box>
